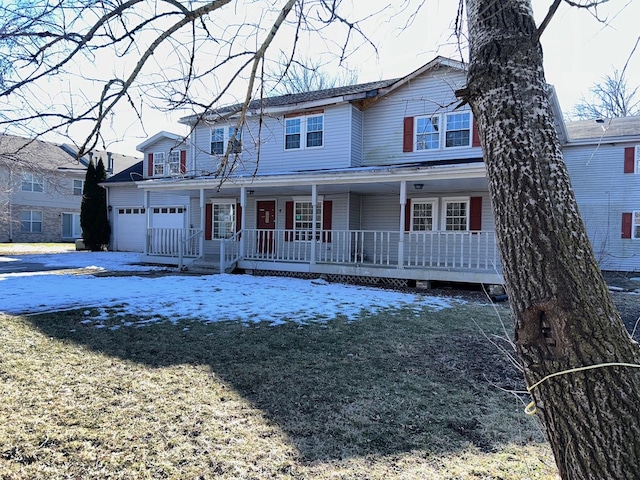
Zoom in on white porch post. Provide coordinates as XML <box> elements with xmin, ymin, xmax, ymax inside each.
<box><xmin>398</xmin><ymin>181</ymin><xmax>406</xmax><ymax>269</ymax></box>
<box><xmin>240</xmin><ymin>187</ymin><xmax>246</xmax><ymax>258</ymax></box>
<box><xmin>199</xmin><ymin>188</ymin><xmax>205</xmax><ymax>257</ymax></box>
<box><xmin>144</xmin><ymin>189</ymin><xmax>150</xmax><ymax>255</ymax></box>
<box><xmin>311</xmin><ymin>184</ymin><xmax>317</xmax><ymax>265</ymax></box>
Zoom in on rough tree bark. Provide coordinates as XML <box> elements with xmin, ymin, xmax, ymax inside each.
<box><xmin>462</xmin><ymin>1</ymin><xmax>640</xmax><ymax>478</ymax></box>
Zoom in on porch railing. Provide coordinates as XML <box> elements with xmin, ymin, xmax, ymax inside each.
<box><xmin>220</xmin><ymin>230</ymin><xmax>242</xmax><ymax>273</ymax></box>
<box><xmin>161</xmin><ymin>228</ymin><xmax>500</xmax><ymax>274</ymax></box>
<box><xmin>405</xmin><ymin>231</ymin><xmax>499</xmax><ymax>271</ymax></box>
<box><xmin>147</xmin><ymin>228</ymin><xmax>202</xmax><ymax>257</ymax></box>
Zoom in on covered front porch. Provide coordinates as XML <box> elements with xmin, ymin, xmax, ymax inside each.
<box><xmin>138</xmin><ymin>161</ymin><xmax>504</xmax><ymax>285</ymax></box>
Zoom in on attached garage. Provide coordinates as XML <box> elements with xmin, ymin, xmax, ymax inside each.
<box><xmin>113</xmin><ymin>207</ymin><xmax>146</xmax><ymax>252</ymax></box>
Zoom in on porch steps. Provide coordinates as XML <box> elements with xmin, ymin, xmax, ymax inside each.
<box><xmin>184</xmin><ymin>258</ymin><xmax>237</xmax><ymax>274</ymax></box>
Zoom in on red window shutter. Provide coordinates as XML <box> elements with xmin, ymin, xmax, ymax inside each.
<box><xmin>285</xmin><ymin>201</ymin><xmax>294</xmax><ymax>241</ymax></box>
<box><xmin>322</xmin><ymin>200</ymin><xmax>332</xmax><ymax>243</ymax></box>
<box><xmin>180</xmin><ymin>150</ymin><xmax>187</xmax><ymax>174</ymax></box>
<box><xmin>147</xmin><ymin>153</ymin><xmax>154</xmax><ymax>177</ymax></box>
<box><xmin>403</xmin><ymin>117</ymin><xmax>414</xmax><ymax>153</ymax></box>
<box><xmin>205</xmin><ymin>204</ymin><xmax>212</xmax><ymax>240</ymax></box>
<box><xmin>404</xmin><ymin>199</ymin><xmax>412</xmax><ymax>232</ymax></box>
<box><xmin>624</xmin><ymin>147</ymin><xmax>635</xmax><ymax>173</ymax></box>
<box><xmin>472</xmin><ymin>119</ymin><xmax>482</xmax><ymax>147</ymax></box>
<box><xmin>235</xmin><ymin>203</ymin><xmax>242</xmax><ymax>233</ymax></box>
<box><xmin>622</xmin><ymin>212</ymin><xmax>632</xmax><ymax>239</ymax></box>
<box><xmin>470</xmin><ymin>196</ymin><xmax>483</xmax><ymax>231</ymax></box>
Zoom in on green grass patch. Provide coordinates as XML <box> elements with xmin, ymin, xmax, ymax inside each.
<box><xmin>0</xmin><ymin>303</ymin><xmax>556</xmax><ymax>479</ymax></box>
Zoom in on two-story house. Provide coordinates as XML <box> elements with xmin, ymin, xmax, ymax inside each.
<box><xmin>0</xmin><ymin>135</ymin><xmax>139</xmax><ymax>243</ymax></box>
<box><xmin>102</xmin><ymin>56</ymin><xmax>640</xmax><ymax>285</ymax></box>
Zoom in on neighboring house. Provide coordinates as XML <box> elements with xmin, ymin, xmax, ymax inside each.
<box><xmin>102</xmin><ymin>56</ymin><xmax>640</xmax><ymax>286</ymax></box>
<box><xmin>0</xmin><ymin>135</ymin><xmax>139</xmax><ymax>243</ymax></box>
<box><xmin>563</xmin><ymin>117</ymin><xmax>640</xmax><ymax>272</ymax></box>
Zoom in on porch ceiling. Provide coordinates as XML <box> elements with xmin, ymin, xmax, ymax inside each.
<box><xmin>140</xmin><ymin>161</ymin><xmax>489</xmax><ymax>199</ymax></box>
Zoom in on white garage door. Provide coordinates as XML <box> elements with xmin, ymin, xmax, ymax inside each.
<box><xmin>114</xmin><ymin>207</ymin><xmax>146</xmax><ymax>252</ymax></box>
<box><xmin>150</xmin><ymin>206</ymin><xmax>185</xmax><ymax>228</ymax></box>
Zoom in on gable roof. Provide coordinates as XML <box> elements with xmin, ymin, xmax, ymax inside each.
<box><xmin>0</xmin><ymin>134</ymin><xmax>140</xmax><ymax>177</ymax></box>
<box><xmin>101</xmin><ymin>160</ymin><xmax>144</xmax><ymax>184</ymax></box>
<box><xmin>136</xmin><ymin>131</ymin><xmax>188</xmax><ymax>151</ymax></box>
<box><xmin>60</xmin><ymin>144</ymin><xmax>140</xmax><ymax>175</ymax></box>
<box><xmin>179</xmin><ymin>56</ymin><xmax>466</xmax><ymax>125</ymax></box>
<box><xmin>565</xmin><ymin>116</ymin><xmax>640</xmax><ymax>143</ymax></box>
<box><xmin>0</xmin><ymin>134</ymin><xmax>86</xmax><ymax>173</ymax></box>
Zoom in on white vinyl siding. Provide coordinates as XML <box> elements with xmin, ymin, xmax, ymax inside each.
<box><xmin>191</xmin><ymin>105</ymin><xmax>351</xmax><ymax>175</ymax></box>
<box><xmin>362</xmin><ymin>67</ymin><xmax>478</xmax><ymax>166</ymax></box>
<box><xmin>564</xmin><ymin>143</ymin><xmax>640</xmax><ymax>271</ymax></box>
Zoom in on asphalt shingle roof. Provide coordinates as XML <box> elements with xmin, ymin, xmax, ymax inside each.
<box><xmin>566</xmin><ymin>116</ymin><xmax>640</xmax><ymax>141</ymax></box>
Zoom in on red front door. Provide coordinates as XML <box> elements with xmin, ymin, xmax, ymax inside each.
<box><xmin>257</xmin><ymin>200</ymin><xmax>276</xmax><ymax>253</ymax></box>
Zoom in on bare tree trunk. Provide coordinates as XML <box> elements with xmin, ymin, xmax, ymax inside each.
<box><xmin>463</xmin><ymin>1</ymin><xmax>640</xmax><ymax>478</ymax></box>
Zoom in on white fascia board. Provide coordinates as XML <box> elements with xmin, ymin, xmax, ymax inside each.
<box><xmin>136</xmin><ymin>131</ymin><xmax>187</xmax><ymax>151</ymax></box>
<box><xmin>136</xmin><ymin>163</ymin><xmax>487</xmax><ymax>191</ymax></box>
<box><xmin>564</xmin><ymin>136</ymin><xmax>640</xmax><ymax>147</ymax></box>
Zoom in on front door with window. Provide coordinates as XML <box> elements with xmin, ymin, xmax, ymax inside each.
<box><xmin>257</xmin><ymin>200</ymin><xmax>275</xmax><ymax>254</ymax></box>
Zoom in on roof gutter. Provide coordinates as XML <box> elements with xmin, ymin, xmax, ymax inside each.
<box><xmin>136</xmin><ymin>162</ymin><xmax>487</xmax><ymax>191</ymax></box>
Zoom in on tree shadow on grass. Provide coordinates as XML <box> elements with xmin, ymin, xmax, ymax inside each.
<box><xmin>26</xmin><ymin>306</ymin><xmax>543</xmax><ymax>462</ymax></box>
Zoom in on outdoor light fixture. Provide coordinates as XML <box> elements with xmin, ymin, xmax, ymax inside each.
<box><xmin>247</xmin><ymin>190</ymin><xmax>255</xmax><ymax>195</ymax></box>
<box><xmin>414</xmin><ymin>184</ymin><xmax>424</xmax><ymax>190</ymax></box>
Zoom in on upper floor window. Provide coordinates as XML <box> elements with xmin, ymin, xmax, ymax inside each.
<box><xmin>211</xmin><ymin>126</ymin><xmax>242</xmax><ymax>155</ymax></box>
<box><xmin>21</xmin><ymin>173</ymin><xmax>44</xmax><ymax>192</ymax></box>
<box><xmin>20</xmin><ymin>210</ymin><xmax>42</xmax><ymax>233</ymax></box>
<box><xmin>167</xmin><ymin>150</ymin><xmax>181</xmax><ymax>175</ymax></box>
<box><xmin>416</xmin><ymin>117</ymin><xmax>440</xmax><ymax>150</ymax></box>
<box><xmin>73</xmin><ymin>179</ymin><xmax>84</xmax><ymax>196</ymax></box>
<box><xmin>285</xmin><ymin>113</ymin><xmax>324</xmax><ymax>150</ymax></box>
<box><xmin>409</xmin><ymin>111</ymin><xmax>473</xmax><ymax>152</ymax></box>
<box><xmin>153</xmin><ymin>152</ymin><xmax>166</xmax><ymax>176</ymax></box>
<box><xmin>411</xmin><ymin>199</ymin><xmax>437</xmax><ymax>231</ymax></box>
<box><xmin>445</xmin><ymin>112</ymin><xmax>471</xmax><ymax>147</ymax></box>
<box><xmin>151</xmin><ymin>150</ymin><xmax>185</xmax><ymax>177</ymax></box>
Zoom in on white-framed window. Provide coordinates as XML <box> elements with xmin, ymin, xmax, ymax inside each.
<box><xmin>634</xmin><ymin>211</ymin><xmax>640</xmax><ymax>239</ymax></box>
<box><xmin>211</xmin><ymin>127</ymin><xmax>242</xmax><ymax>155</ymax></box>
<box><xmin>285</xmin><ymin>113</ymin><xmax>324</xmax><ymax>150</ymax></box>
<box><xmin>73</xmin><ymin>179</ymin><xmax>84</xmax><ymax>196</ymax></box>
<box><xmin>211</xmin><ymin>201</ymin><xmax>236</xmax><ymax>239</ymax></box>
<box><xmin>294</xmin><ymin>199</ymin><xmax>323</xmax><ymax>241</ymax></box>
<box><xmin>442</xmin><ymin>197</ymin><xmax>469</xmax><ymax>231</ymax></box>
<box><xmin>167</xmin><ymin>150</ymin><xmax>181</xmax><ymax>175</ymax></box>
<box><xmin>62</xmin><ymin>213</ymin><xmax>81</xmax><ymax>238</ymax></box>
<box><xmin>152</xmin><ymin>152</ymin><xmax>166</xmax><ymax>176</ymax></box>
<box><xmin>416</xmin><ymin>117</ymin><xmax>440</xmax><ymax>150</ymax></box>
<box><xmin>636</xmin><ymin>146</ymin><xmax>640</xmax><ymax>173</ymax></box>
<box><xmin>445</xmin><ymin>112</ymin><xmax>472</xmax><ymax>147</ymax></box>
<box><xmin>20</xmin><ymin>210</ymin><xmax>42</xmax><ymax>233</ymax></box>
<box><xmin>414</xmin><ymin>111</ymin><xmax>472</xmax><ymax>150</ymax></box>
<box><xmin>21</xmin><ymin>172</ymin><xmax>44</xmax><ymax>192</ymax></box>
<box><xmin>411</xmin><ymin>199</ymin><xmax>437</xmax><ymax>231</ymax></box>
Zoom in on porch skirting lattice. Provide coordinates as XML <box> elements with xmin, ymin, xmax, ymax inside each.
<box><xmin>248</xmin><ymin>269</ymin><xmax>410</xmax><ymax>288</ymax></box>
